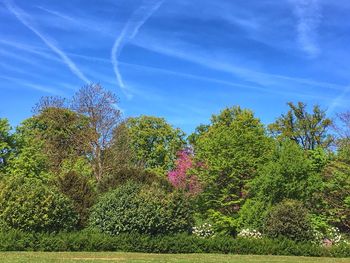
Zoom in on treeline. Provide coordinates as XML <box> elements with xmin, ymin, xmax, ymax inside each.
<box><xmin>0</xmin><ymin>83</ymin><xmax>349</xmax><ymax>251</ymax></box>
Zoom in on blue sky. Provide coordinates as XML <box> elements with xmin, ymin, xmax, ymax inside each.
<box><xmin>1</xmin><ymin>0</ymin><xmax>349</xmax><ymax>134</ymax></box>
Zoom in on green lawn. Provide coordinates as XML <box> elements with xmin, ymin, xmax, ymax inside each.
<box><xmin>1</xmin><ymin>252</ymin><xmax>349</xmax><ymax>263</ymax></box>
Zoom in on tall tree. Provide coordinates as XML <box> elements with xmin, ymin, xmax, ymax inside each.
<box><xmin>7</xmin><ymin>108</ymin><xmax>92</xmax><ymax>177</ymax></box>
<box><xmin>32</xmin><ymin>107</ymin><xmax>92</xmax><ymax>172</ymax></box>
<box><xmin>269</xmin><ymin>102</ymin><xmax>332</xmax><ymax>150</ymax></box>
<box><xmin>71</xmin><ymin>84</ymin><xmax>121</xmax><ymax>180</ymax></box>
<box><xmin>119</xmin><ymin>116</ymin><xmax>186</xmax><ymax>175</ymax></box>
<box><xmin>193</xmin><ymin>106</ymin><xmax>271</xmax><ymax>216</ymax></box>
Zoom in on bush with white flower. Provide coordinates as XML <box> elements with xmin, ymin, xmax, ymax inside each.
<box><xmin>310</xmin><ymin>216</ymin><xmax>348</xmax><ymax>246</ymax></box>
<box><xmin>312</xmin><ymin>226</ymin><xmax>347</xmax><ymax>246</ymax></box>
<box><xmin>237</xmin><ymin>228</ymin><xmax>263</xmax><ymax>239</ymax></box>
<box><xmin>192</xmin><ymin>223</ymin><xmax>214</xmax><ymax>238</ymax></box>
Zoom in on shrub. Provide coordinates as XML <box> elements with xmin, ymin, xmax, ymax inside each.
<box><xmin>0</xmin><ymin>229</ymin><xmax>349</xmax><ymax>257</ymax></box>
<box><xmin>0</xmin><ymin>175</ymin><xmax>78</xmax><ymax>232</ymax></box>
<box><xmin>264</xmin><ymin>199</ymin><xmax>313</xmax><ymax>242</ymax></box>
<box><xmin>89</xmin><ymin>182</ymin><xmax>193</xmax><ymax>235</ymax></box>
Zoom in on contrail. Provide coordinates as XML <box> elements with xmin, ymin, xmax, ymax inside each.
<box><xmin>4</xmin><ymin>0</ymin><xmax>90</xmax><ymax>84</ymax></box>
<box><xmin>111</xmin><ymin>0</ymin><xmax>164</xmax><ymax>93</ymax></box>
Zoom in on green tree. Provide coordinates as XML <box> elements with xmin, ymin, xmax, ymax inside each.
<box><xmin>7</xmin><ymin>118</ymin><xmax>49</xmax><ymax>178</ymax></box>
<box><xmin>120</xmin><ymin>116</ymin><xmax>186</xmax><ymax>175</ymax></box>
<box><xmin>239</xmin><ymin>140</ymin><xmax>323</xmax><ymax>229</ymax></box>
<box><xmin>193</xmin><ymin>106</ymin><xmax>271</xmax><ymax>217</ymax></box>
<box><xmin>269</xmin><ymin>102</ymin><xmax>332</xmax><ymax>150</ymax></box>
<box><xmin>0</xmin><ymin>118</ymin><xmax>14</xmax><ymax>172</ymax></box>
<box><xmin>31</xmin><ymin>107</ymin><xmax>93</xmax><ymax>173</ymax></box>
<box><xmin>56</xmin><ymin>170</ymin><xmax>96</xmax><ymax>228</ymax></box>
<box><xmin>6</xmin><ymin>108</ymin><xmax>92</xmax><ymax>178</ymax></box>
<box><xmin>320</xmin><ymin>157</ymin><xmax>350</xmax><ymax>232</ymax></box>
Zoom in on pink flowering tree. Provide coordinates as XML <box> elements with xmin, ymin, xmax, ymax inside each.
<box><xmin>168</xmin><ymin>148</ymin><xmax>201</xmax><ymax>196</ymax></box>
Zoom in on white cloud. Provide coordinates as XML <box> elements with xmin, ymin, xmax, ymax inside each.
<box><xmin>290</xmin><ymin>0</ymin><xmax>322</xmax><ymax>57</ymax></box>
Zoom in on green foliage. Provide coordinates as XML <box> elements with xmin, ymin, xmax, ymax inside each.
<box><xmin>123</xmin><ymin>116</ymin><xmax>186</xmax><ymax>174</ymax></box>
<box><xmin>269</xmin><ymin>102</ymin><xmax>333</xmax><ymax>150</ymax></box>
<box><xmin>97</xmin><ymin>167</ymin><xmax>166</xmax><ymax>194</ymax></box>
<box><xmin>241</xmin><ymin>140</ymin><xmax>323</xmax><ymax>229</ymax></box>
<box><xmin>206</xmin><ymin>209</ymin><xmax>237</xmax><ymax>236</ymax></box>
<box><xmin>238</xmin><ymin>199</ymin><xmax>271</xmax><ymax>231</ymax></box>
<box><xmin>193</xmin><ymin>106</ymin><xmax>271</xmax><ymax>215</ymax></box>
<box><xmin>264</xmin><ymin>200</ymin><xmax>313</xmax><ymax>242</ymax></box>
<box><xmin>6</xmin><ymin>118</ymin><xmax>49</xmax><ymax>178</ymax></box>
<box><xmin>320</xmin><ymin>159</ymin><xmax>350</xmax><ymax>232</ymax></box>
<box><xmin>0</xmin><ymin>118</ymin><xmax>14</xmax><ymax>172</ymax></box>
<box><xmin>56</xmin><ymin>170</ymin><xmax>96</xmax><ymax>228</ymax></box>
<box><xmin>0</xmin><ymin>175</ymin><xmax>78</xmax><ymax>233</ymax></box>
<box><xmin>89</xmin><ymin>182</ymin><xmax>193</xmax><ymax>235</ymax></box>
<box><xmin>0</xmin><ymin>229</ymin><xmax>349</xmax><ymax>257</ymax></box>
<box><xmin>6</xmin><ymin>108</ymin><xmax>92</xmax><ymax>180</ymax></box>
<box><xmin>308</xmin><ymin>147</ymin><xmax>330</xmax><ymax>173</ymax></box>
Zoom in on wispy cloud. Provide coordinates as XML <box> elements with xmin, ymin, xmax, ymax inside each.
<box><xmin>0</xmin><ymin>75</ymin><xmax>61</xmax><ymax>95</ymax></box>
<box><xmin>4</xmin><ymin>0</ymin><xmax>90</xmax><ymax>83</ymax></box>
<box><xmin>290</xmin><ymin>0</ymin><xmax>322</xmax><ymax>57</ymax></box>
<box><xmin>327</xmin><ymin>86</ymin><xmax>350</xmax><ymax>114</ymax></box>
<box><xmin>36</xmin><ymin>5</ymin><xmax>114</xmax><ymax>36</ymax></box>
<box><xmin>132</xmin><ymin>35</ymin><xmax>343</xmax><ymax>94</ymax></box>
<box><xmin>111</xmin><ymin>0</ymin><xmax>164</xmax><ymax>96</ymax></box>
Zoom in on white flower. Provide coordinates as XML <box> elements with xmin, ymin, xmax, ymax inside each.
<box><xmin>237</xmin><ymin>229</ymin><xmax>262</xmax><ymax>239</ymax></box>
<box><xmin>192</xmin><ymin>223</ymin><xmax>214</xmax><ymax>238</ymax></box>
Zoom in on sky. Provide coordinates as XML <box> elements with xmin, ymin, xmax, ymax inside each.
<box><xmin>0</xmin><ymin>0</ymin><xmax>350</xmax><ymax>134</ymax></box>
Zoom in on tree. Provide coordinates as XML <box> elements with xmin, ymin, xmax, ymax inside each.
<box><xmin>8</xmin><ymin>108</ymin><xmax>93</xmax><ymax>176</ymax></box>
<box><xmin>320</xmin><ymin>151</ymin><xmax>350</xmax><ymax>232</ymax></box>
<box><xmin>193</xmin><ymin>106</ymin><xmax>271</xmax><ymax>216</ymax></box>
<box><xmin>7</xmin><ymin>118</ymin><xmax>49</xmax><ymax>178</ymax></box>
<box><xmin>71</xmin><ymin>84</ymin><xmax>122</xmax><ymax>180</ymax></box>
<box><xmin>334</xmin><ymin>111</ymin><xmax>350</xmax><ymax>159</ymax></box>
<box><xmin>32</xmin><ymin>95</ymin><xmax>66</xmax><ymax>114</ymax></box>
<box><xmin>56</xmin><ymin>170</ymin><xmax>96</xmax><ymax>228</ymax></box>
<box><xmin>168</xmin><ymin>149</ymin><xmax>201</xmax><ymax>196</ymax></box>
<box><xmin>103</xmin><ymin>121</ymin><xmax>138</xmax><ymax>175</ymax></box>
<box><xmin>0</xmin><ymin>119</ymin><xmax>14</xmax><ymax>172</ymax></box>
<box><xmin>121</xmin><ymin>116</ymin><xmax>186</xmax><ymax>175</ymax></box>
<box><xmin>239</xmin><ymin>140</ymin><xmax>324</xmax><ymax>230</ymax></box>
<box><xmin>34</xmin><ymin>108</ymin><xmax>92</xmax><ymax>173</ymax></box>
<box><xmin>269</xmin><ymin>102</ymin><xmax>332</xmax><ymax>150</ymax></box>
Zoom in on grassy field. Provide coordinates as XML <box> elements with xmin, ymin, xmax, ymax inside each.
<box><xmin>1</xmin><ymin>252</ymin><xmax>349</xmax><ymax>263</ymax></box>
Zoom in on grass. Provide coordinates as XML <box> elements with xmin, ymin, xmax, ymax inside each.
<box><xmin>1</xmin><ymin>252</ymin><xmax>349</xmax><ymax>263</ymax></box>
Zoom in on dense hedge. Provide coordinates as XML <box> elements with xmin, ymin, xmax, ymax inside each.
<box><xmin>0</xmin><ymin>229</ymin><xmax>349</xmax><ymax>257</ymax></box>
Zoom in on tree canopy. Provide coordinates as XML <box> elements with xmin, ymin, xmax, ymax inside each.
<box><xmin>269</xmin><ymin>102</ymin><xmax>333</xmax><ymax>150</ymax></box>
